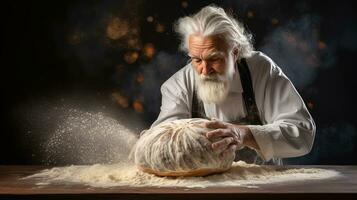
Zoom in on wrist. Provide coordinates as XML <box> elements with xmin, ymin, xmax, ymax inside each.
<box><xmin>236</xmin><ymin>125</ymin><xmax>260</xmax><ymax>150</ymax></box>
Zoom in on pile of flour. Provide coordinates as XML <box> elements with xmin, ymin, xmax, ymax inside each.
<box><xmin>25</xmin><ymin>161</ymin><xmax>339</xmax><ymax>188</ymax></box>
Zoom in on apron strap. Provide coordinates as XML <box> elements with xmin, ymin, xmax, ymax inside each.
<box><xmin>191</xmin><ymin>88</ymin><xmax>207</xmax><ymax>119</ymax></box>
<box><xmin>237</xmin><ymin>58</ymin><xmax>282</xmax><ymax>165</ymax></box>
<box><xmin>237</xmin><ymin>58</ymin><xmax>263</xmax><ymax>125</ymax></box>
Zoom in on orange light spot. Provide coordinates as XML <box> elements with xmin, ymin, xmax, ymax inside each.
<box><xmin>106</xmin><ymin>17</ymin><xmax>129</xmax><ymax>40</ymax></box>
<box><xmin>111</xmin><ymin>92</ymin><xmax>129</xmax><ymax>108</ymax></box>
<box><xmin>318</xmin><ymin>41</ymin><xmax>327</xmax><ymax>50</ymax></box>
<box><xmin>143</xmin><ymin>43</ymin><xmax>156</xmax><ymax>59</ymax></box>
<box><xmin>127</xmin><ymin>37</ymin><xmax>141</xmax><ymax>49</ymax></box>
<box><xmin>247</xmin><ymin>11</ymin><xmax>254</xmax><ymax>18</ymax></box>
<box><xmin>133</xmin><ymin>100</ymin><xmax>144</xmax><ymax>113</ymax></box>
<box><xmin>124</xmin><ymin>51</ymin><xmax>139</xmax><ymax>64</ymax></box>
<box><xmin>136</xmin><ymin>74</ymin><xmax>144</xmax><ymax>83</ymax></box>
<box><xmin>155</xmin><ymin>23</ymin><xmax>165</xmax><ymax>33</ymax></box>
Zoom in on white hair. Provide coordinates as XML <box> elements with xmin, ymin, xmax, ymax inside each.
<box><xmin>175</xmin><ymin>5</ymin><xmax>254</xmax><ymax>60</ymax></box>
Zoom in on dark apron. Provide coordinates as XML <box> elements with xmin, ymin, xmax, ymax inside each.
<box><xmin>192</xmin><ymin>58</ymin><xmax>283</xmax><ymax>165</ymax></box>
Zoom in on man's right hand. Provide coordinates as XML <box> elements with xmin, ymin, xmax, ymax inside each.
<box><xmin>204</xmin><ymin>120</ymin><xmax>244</xmax><ymax>159</ymax></box>
<box><xmin>204</xmin><ymin>120</ymin><xmax>260</xmax><ymax>159</ymax></box>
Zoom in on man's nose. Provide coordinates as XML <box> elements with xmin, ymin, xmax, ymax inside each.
<box><xmin>201</xmin><ymin>61</ymin><xmax>211</xmax><ymax>76</ymax></box>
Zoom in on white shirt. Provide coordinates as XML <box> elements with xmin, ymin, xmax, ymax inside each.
<box><xmin>151</xmin><ymin>51</ymin><xmax>316</xmax><ymax>162</ymax></box>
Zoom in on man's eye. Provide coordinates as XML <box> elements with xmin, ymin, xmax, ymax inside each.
<box><xmin>193</xmin><ymin>59</ymin><xmax>202</xmax><ymax>63</ymax></box>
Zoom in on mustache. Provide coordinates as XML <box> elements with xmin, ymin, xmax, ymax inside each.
<box><xmin>199</xmin><ymin>74</ymin><xmax>226</xmax><ymax>82</ymax></box>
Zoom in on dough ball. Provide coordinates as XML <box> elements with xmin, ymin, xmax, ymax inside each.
<box><xmin>133</xmin><ymin>118</ymin><xmax>235</xmax><ymax>177</ymax></box>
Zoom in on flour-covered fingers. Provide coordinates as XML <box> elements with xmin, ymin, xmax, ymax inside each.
<box><xmin>220</xmin><ymin>143</ymin><xmax>238</xmax><ymax>159</ymax></box>
<box><xmin>211</xmin><ymin>137</ymin><xmax>235</xmax><ymax>151</ymax></box>
<box><xmin>205</xmin><ymin>120</ymin><xmax>227</xmax><ymax>129</ymax></box>
<box><xmin>205</xmin><ymin>128</ymin><xmax>231</xmax><ymax>139</ymax></box>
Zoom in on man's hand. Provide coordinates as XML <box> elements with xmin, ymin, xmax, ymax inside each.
<box><xmin>204</xmin><ymin>120</ymin><xmax>260</xmax><ymax>159</ymax></box>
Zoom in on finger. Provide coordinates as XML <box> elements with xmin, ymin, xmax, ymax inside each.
<box><xmin>211</xmin><ymin>137</ymin><xmax>235</xmax><ymax>150</ymax></box>
<box><xmin>206</xmin><ymin>129</ymin><xmax>231</xmax><ymax>139</ymax></box>
<box><xmin>222</xmin><ymin>144</ymin><xmax>238</xmax><ymax>157</ymax></box>
<box><xmin>205</xmin><ymin>121</ymin><xmax>227</xmax><ymax>129</ymax></box>
<box><xmin>220</xmin><ymin>144</ymin><xmax>238</xmax><ymax>159</ymax></box>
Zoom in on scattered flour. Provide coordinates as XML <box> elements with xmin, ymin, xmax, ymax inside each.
<box><xmin>25</xmin><ymin>161</ymin><xmax>340</xmax><ymax>188</ymax></box>
<box><xmin>43</xmin><ymin>108</ymin><xmax>139</xmax><ymax>165</ymax></box>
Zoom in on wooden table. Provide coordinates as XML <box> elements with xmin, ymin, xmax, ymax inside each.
<box><xmin>0</xmin><ymin>165</ymin><xmax>356</xmax><ymax>199</ymax></box>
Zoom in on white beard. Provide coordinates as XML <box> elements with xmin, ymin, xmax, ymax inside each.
<box><xmin>194</xmin><ymin>54</ymin><xmax>235</xmax><ymax>104</ymax></box>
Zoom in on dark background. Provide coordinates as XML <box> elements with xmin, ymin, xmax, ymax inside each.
<box><xmin>1</xmin><ymin>0</ymin><xmax>357</xmax><ymax>165</ymax></box>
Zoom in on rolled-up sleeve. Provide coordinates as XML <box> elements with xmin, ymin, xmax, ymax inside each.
<box><xmin>247</xmin><ymin>54</ymin><xmax>316</xmax><ymax>161</ymax></box>
<box><xmin>151</xmin><ymin>78</ymin><xmax>191</xmax><ymax>128</ymax></box>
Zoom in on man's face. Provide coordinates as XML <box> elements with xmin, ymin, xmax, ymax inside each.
<box><xmin>188</xmin><ymin>35</ymin><xmax>227</xmax><ymax>76</ymax></box>
<box><xmin>188</xmin><ymin>35</ymin><xmax>235</xmax><ymax>104</ymax></box>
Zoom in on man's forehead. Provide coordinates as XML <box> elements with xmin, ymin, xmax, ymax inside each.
<box><xmin>188</xmin><ymin>35</ymin><xmax>227</xmax><ymax>57</ymax></box>
<box><xmin>189</xmin><ymin>35</ymin><xmax>226</xmax><ymax>48</ymax></box>
<box><xmin>188</xmin><ymin>50</ymin><xmax>225</xmax><ymax>59</ymax></box>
